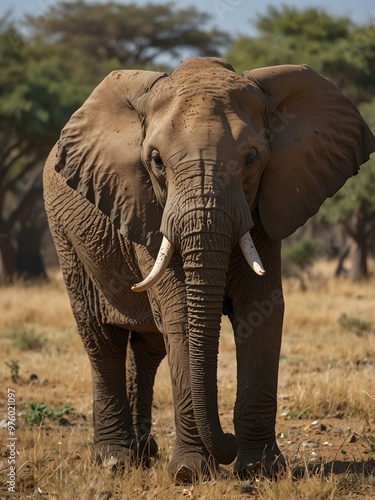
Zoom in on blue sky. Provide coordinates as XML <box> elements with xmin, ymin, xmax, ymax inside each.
<box><xmin>2</xmin><ymin>0</ymin><xmax>375</xmax><ymax>36</ymax></box>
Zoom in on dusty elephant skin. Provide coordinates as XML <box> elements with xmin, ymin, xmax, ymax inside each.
<box><xmin>43</xmin><ymin>57</ymin><xmax>375</xmax><ymax>482</ymax></box>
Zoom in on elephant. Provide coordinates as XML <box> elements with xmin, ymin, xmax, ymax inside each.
<box><xmin>43</xmin><ymin>57</ymin><xmax>375</xmax><ymax>482</ymax></box>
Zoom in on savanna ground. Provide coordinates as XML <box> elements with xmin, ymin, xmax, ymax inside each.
<box><xmin>0</xmin><ymin>261</ymin><xmax>375</xmax><ymax>499</ymax></box>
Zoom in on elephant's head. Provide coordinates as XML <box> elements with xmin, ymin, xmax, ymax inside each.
<box><xmin>54</xmin><ymin>58</ymin><xmax>375</xmax><ymax>464</ymax></box>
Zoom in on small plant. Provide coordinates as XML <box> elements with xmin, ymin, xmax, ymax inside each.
<box><xmin>338</xmin><ymin>314</ymin><xmax>372</xmax><ymax>336</ymax></box>
<box><xmin>338</xmin><ymin>473</ymin><xmax>361</xmax><ymax>493</ymax></box>
<box><xmin>25</xmin><ymin>402</ymin><xmax>74</xmax><ymax>426</ymax></box>
<box><xmin>5</xmin><ymin>359</ymin><xmax>21</xmax><ymax>384</ymax></box>
<box><xmin>362</xmin><ymin>434</ymin><xmax>375</xmax><ymax>456</ymax></box>
<box><xmin>10</xmin><ymin>326</ymin><xmax>46</xmax><ymax>351</ymax></box>
<box><xmin>283</xmin><ymin>405</ymin><xmax>312</xmax><ymax>420</ymax></box>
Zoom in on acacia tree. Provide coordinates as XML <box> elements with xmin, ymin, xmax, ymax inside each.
<box><xmin>226</xmin><ymin>6</ymin><xmax>375</xmax><ymax>103</ymax></box>
<box><xmin>24</xmin><ymin>1</ymin><xmax>230</xmax><ymax>68</ymax></box>
<box><xmin>0</xmin><ymin>23</ymin><xmax>91</xmax><ymax>281</ymax></box>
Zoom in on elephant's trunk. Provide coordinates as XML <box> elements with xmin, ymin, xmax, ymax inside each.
<box><xmin>181</xmin><ymin>225</ymin><xmax>238</xmax><ymax>465</ymax></box>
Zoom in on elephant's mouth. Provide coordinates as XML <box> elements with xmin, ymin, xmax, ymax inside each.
<box><xmin>131</xmin><ymin>230</ymin><xmax>265</xmax><ymax>292</ymax></box>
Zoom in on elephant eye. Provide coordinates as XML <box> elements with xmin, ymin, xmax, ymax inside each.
<box><xmin>245</xmin><ymin>148</ymin><xmax>258</xmax><ymax>168</ymax></box>
<box><xmin>151</xmin><ymin>150</ymin><xmax>165</xmax><ymax>170</ymax></box>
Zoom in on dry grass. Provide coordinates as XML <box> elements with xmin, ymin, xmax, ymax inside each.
<box><xmin>0</xmin><ymin>262</ymin><xmax>375</xmax><ymax>498</ymax></box>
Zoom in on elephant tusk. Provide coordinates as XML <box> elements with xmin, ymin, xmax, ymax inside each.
<box><xmin>131</xmin><ymin>236</ymin><xmax>174</xmax><ymax>292</ymax></box>
<box><xmin>239</xmin><ymin>231</ymin><xmax>266</xmax><ymax>276</ymax></box>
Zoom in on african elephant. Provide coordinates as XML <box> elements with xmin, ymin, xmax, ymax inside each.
<box><xmin>43</xmin><ymin>57</ymin><xmax>375</xmax><ymax>482</ymax></box>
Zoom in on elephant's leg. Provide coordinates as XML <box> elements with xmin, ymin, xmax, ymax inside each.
<box><xmin>227</xmin><ymin>213</ymin><xmax>286</xmax><ymax>479</ymax></box>
<box><xmin>126</xmin><ymin>331</ymin><xmax>166</xmax><ymax>466</ymax></box>
<box><xmin>89</xmin><ymin>326</ymin><xmax>136</xmax><ymax>467</ymax></box>
<box><xmin>164</xmin><ymin>332</ymin><xmax>219</xmax><ymax>483</ymax></box>
<box><xmin>50</xmin><ymin>229</ymin><xmax>136</xmax><ymax>467</ymax></box>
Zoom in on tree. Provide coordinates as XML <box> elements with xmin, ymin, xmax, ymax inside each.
<box><xmin>226</xmin><ymin>6</ymin><xmax>375</xmax><ymax>103</ymax></box>
<box><xmin>0</xmin><ymin>21</ymin><xmax>91</xmax><ymax>281</ymax></box>
<box><xmin>24</xmin><ymin>1</ymin><xmax>230</xmax><ymax>69</ymax></box>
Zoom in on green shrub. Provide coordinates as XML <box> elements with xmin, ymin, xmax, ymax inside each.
<box><xmin>10</xmin><ymin>326</ymin><xmax>46</xmax><ymax>351</ymax></box>
<box><xmin>338</xmin><ymin>313</ymin><xmax>372</xmax><ymax>336</ymax></box>
<box><xmin>25</xmin><ymin>402</ymin><xmax>74</xmax><ymax>426</ymax></box>
<box><xmin>5</xmin><ymin>359</ymin><xmax>21</xmax><ymax>384</ymax></box>
<box><xmin>282</xmin><ymin>405</ymin><xmax>312</xmax><ymax>420</ymax></box>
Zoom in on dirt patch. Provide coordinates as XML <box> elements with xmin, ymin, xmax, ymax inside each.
<box><xmin>277</xmin><ymin>416</ymin><xmax>375</xmax><ymax>476</ymax></box>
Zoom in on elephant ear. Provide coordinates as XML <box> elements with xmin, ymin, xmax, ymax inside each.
<box><xmin>54</xmin><ymin>69</ymin><xmax>167</xmax><ymax>245</ymax></box>
<box><xmin>243</xmin><ymin>65</ymin><xmax>375</xmax><ymax>240</ymax></box>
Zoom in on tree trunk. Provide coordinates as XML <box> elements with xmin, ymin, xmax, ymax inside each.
<box><xmin>335</xmin><ymin>242</ymin><xmax>350</xmax><ymax>277</ymax></box>
<box><xmin>16</xmin><ymin>223</ymin><xmax>47</xmax><ymax>280</ymax></box>
<box><xmin>0</xmin><ymin>233</ymin><xmax>17</xmax><ymax>283</ymax></box>
<box><xmin>349</xmin><ymin>211</ymin><xmax>368</xmax><ymax>280</ymax></box>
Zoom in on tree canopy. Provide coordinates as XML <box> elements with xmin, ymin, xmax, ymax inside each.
<box><xmin>23</xmin><ymin>1</ymin><xmax>230</xmax><ymax>68</ymax></box>
<box><xmin>226</xmin><ymin>5</ymin><xmax>375</xmax><ymax>103</ymax></box>
<box><xmin>0</xmin><ymin>19</ymin><xmax>92</xmax><ymax>280</ymax></box>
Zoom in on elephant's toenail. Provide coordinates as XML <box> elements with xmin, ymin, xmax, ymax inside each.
<box><xmin>175</xmin><ymin>465</ymin><xmax>195</xmax><ymax>484</ymax></box>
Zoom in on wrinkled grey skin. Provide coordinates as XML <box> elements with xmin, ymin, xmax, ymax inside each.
<box><xmin>44</xmin><ymin>58</ymin><xmax>375</xmax><ymax>482</ymax></box>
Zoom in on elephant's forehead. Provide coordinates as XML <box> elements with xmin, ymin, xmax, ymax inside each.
<box><xmin>173</xmin><ymin>75</ymin><xmax>252</xmax><ymax>105</ymax></box>
<box><xmin>149</xmin><ymin>77</ymin><xmax>264</xmax><ymax>126</ymax></box>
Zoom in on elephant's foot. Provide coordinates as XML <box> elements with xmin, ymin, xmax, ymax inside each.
<box><xmin>234</xmin><ymin>444</ymin><xmax>286</xmax><ymax>480</ymax></box>
<box><xmin>136</xmin><ymin>433</ymin><xmax>159</xmax><ymax>468</ymax></box>
<box><xmin>168</xmin><ymin>443</ymin><xmax>219</xmax><ymax>484</ymax></box>
<box><xmin>92</xmin><ymin>442</ymin><xmax>136</xmax><ymax>470</ymax></box>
